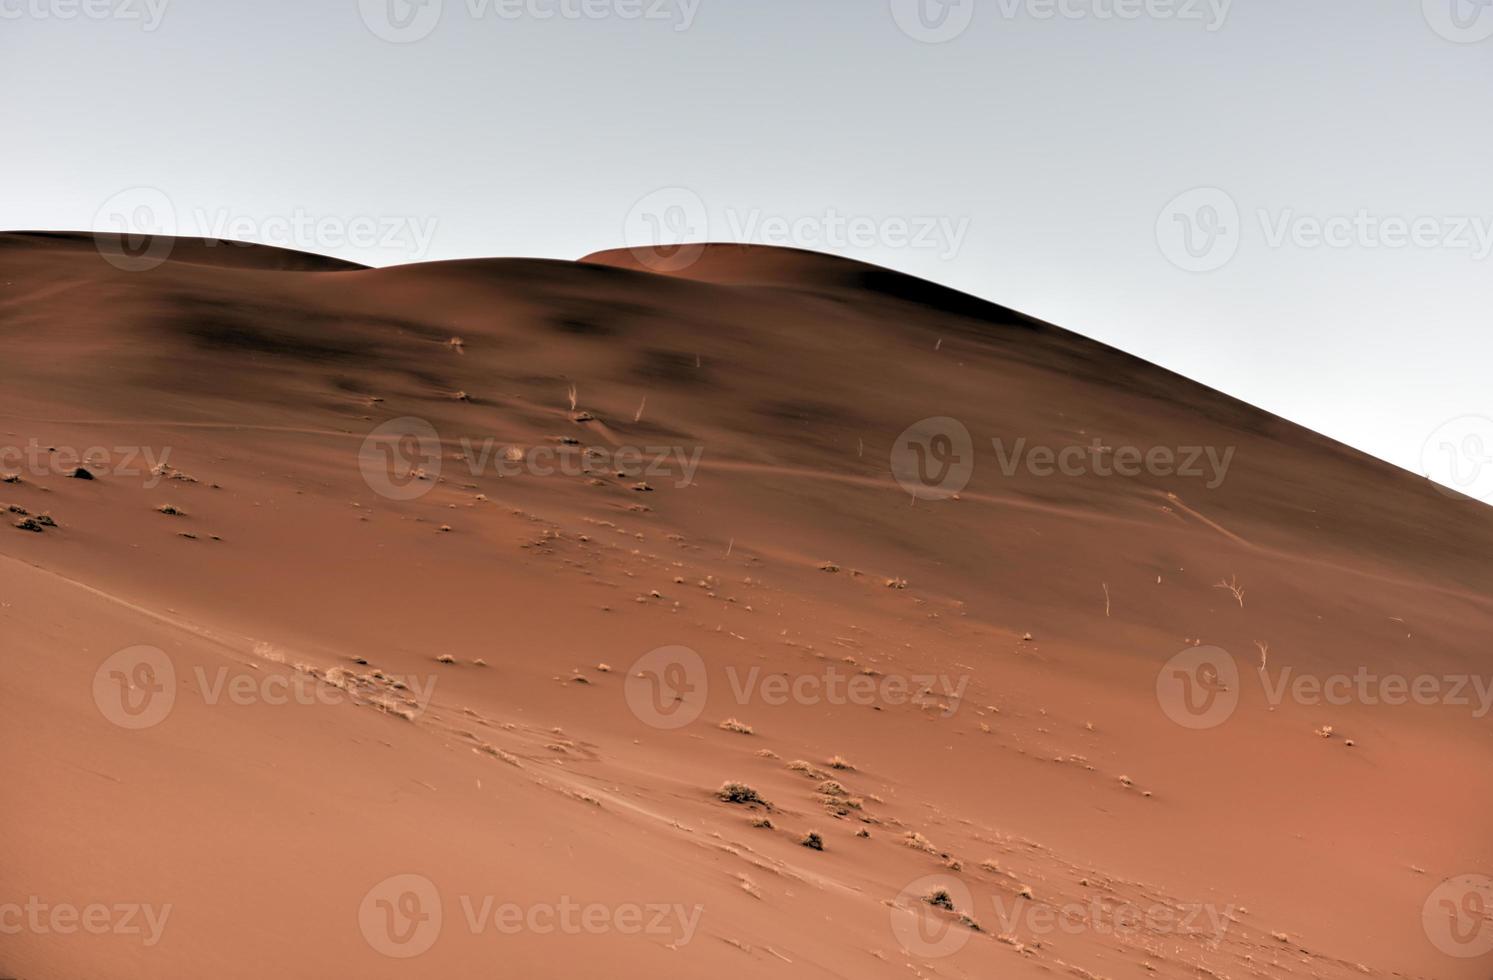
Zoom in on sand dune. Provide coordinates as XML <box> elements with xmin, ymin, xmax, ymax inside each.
<box><xmin>1</xmin><ymin>231</ymin><xmax>1488</xmax><ymax>979</ymax></box>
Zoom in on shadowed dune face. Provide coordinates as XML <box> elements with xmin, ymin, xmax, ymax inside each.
<box><xmin>2</xmin><ymin>234</ymin><xmax>1490</xmax><ymax>980</ymax></box>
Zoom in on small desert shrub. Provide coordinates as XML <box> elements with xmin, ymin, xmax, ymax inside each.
<box><xmin>751</xmin><ymin>817</ymin><xmax>774</xmax><ymax>829</ymax></box>
<box><xmin>719</xmin><ymin>718</ymin><xmax>754</xmax><ymax>735</ymax></box>
<box><xmin>903</xmin><ymin>832</ymin><xmax>938</xmax><ymax>854</ymax></box>
<box><xmin>156</xmin><ymin>504</ymin><xmax>184</xmax><ymax>516</ymax></box>
<box><xmin>800</xmin><ymin>831</ymin><xmax>824</xmax><ymax>851</ymax></box>
<box><xmin>436</xmin><ymin>654</ymin><xmax>456</xmax><ymax>664</ymax></box>
<box><xmin>926</xmin><ymin>890</ymin><xmax>955</xmax><ymax>911</ymax></box>
<box><xmin>827</xmin><ymin>756</ymin><xmax>854</xmax><ymax>771</ymax></box>
<box><xmin>816</xmin><ymin>780</ymin><xmax>847</xmax><ymax>797</ymax></box>
<box><xmin>717</xmin><ymin>782</ymin><xmax>768</xmax><ymax>806</ymax></box>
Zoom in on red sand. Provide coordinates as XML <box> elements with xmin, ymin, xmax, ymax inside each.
<box><xmin>1</xmin><ymin>232</ymin><xmax>1489</xmax><ymax>979</ymax></box>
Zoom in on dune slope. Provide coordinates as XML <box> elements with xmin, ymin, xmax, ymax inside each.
<box><xmin>1</xmin><ymin>232</ymin><xmax>1489</xmax><ymax>980</ymax></box>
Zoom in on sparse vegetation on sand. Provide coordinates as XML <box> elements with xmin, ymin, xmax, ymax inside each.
<box><xmin>718</xmin><ymin>718</ymin><xmax>754</xmax><ymax>735</ymax></box>
<box><xmin>800</xmin><ymin>831</ymin><xmax>824</xmax><ymax>851</ymax></box>
<box><xmin>717</xmin><ymin>782</ymin><xmax>769</xmax><ymax>806</ymax></box>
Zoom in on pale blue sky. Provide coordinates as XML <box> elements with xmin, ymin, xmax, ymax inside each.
<box><xmin>3</xmin><ymin>0</ymin><xmax>1490</xmax><ymax>497</ymax></box>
